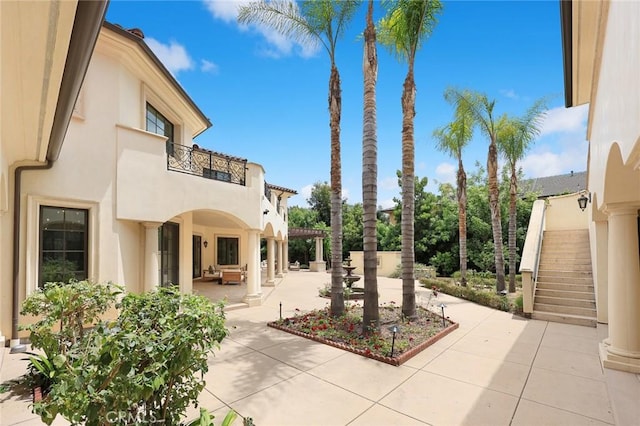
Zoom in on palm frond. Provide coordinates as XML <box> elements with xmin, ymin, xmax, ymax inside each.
<box><xmin>238</xmin><ymin>0</ymin><xmax>325</xmax><ymax>54</ymax></box>
<box><xmin>377</xmin><ymin>0</ymin><xmax>442</xmax><ymax>62</ymax></box>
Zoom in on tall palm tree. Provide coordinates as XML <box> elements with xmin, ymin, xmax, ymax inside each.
<box><xmin>433</xmin><ymin>94</ymin><xmax>474</xmax><ymax>286</ymax></box>
<box><xmin>379</xmin><ymin>0</ymin><xmax>443</xmax><ymax>318</ymax></box>
<box><xmin>497</xmin><ymin>99</ymin><xmax>546</xmax><ymax>293</ymax></box>
<box><xmin>362</xmin><ymin>0</ymin><xmax>379</xmax><ymax>331</ymax></box>
<box><xmin>445</xmin><ymin>88</ymin><xmax>506</xmax><ymax>293</ymax></box>
<box><xmin>238</xmin><ymin>0</ymin><xmax>358</xmax><ymax>317</ymax></box>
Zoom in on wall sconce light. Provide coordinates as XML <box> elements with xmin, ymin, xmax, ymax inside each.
<box><xmin>203</xmin><ymin>240</ymin><xmax>208</xmax><ymax>248</ymax></box>
<box><xmin>578</xmin><ymin>192</ymin><xmax>591</xmax><ymax>211</ymax></box>
<box><xmin>263</xmin><ymin>209</ymin><xmax>269</xmax><ymax>215</ymax></box>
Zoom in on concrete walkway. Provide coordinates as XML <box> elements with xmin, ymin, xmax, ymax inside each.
<box><xmin>2</xmin><ymin>271</ymin><xmax>639</xmax><ymax>425</ymax></box>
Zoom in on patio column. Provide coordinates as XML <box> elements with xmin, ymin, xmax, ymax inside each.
<box><xmin>310</xmin><ymin>236</ymin><xmax>326</xmax><ymax>272</ymax></box>
<box><xmin>276</xmin><ymin>240</ymin><xmax>284</xmax><ymax>277</ymax></box>
<box><xmin>283</xmin><ymin>239</ymin><xmax>289</xmax><ymax>273</ymax></box>
<box><xmin>143</xmin><ymin>222</ymin><xmax>161</xmax><ymax>292</ymax></box>
<box><xmin>243</xmin><ymin>230</ymin><xmax>262</xmax><ymax>306</ymax></box>
<box><xmin>315</xmin><ymin>237</ymin><xmax>323</xmax><ymax>262</ymax></box>
<box><xmin>266</xmin><ymin>237</ymin><xmax>275</xmax><ymax>285</ymax></box>
<box><xmin>601</xmin><ymin>205</ymin><xmax>640</xmax><ymax>373</ymax></box>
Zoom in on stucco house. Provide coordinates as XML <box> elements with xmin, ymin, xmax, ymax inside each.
<box><xmin>1</xmin><ymin>3</ymin><xmax>295</xmax><ymax>348</ymax></box>
<box><xmin>507</xmin><ymin>0</ymin><xmax>640</xmax><ymax>375</ymax></box>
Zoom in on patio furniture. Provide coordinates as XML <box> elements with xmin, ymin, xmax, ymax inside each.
<box><xmin>221</xmin><ymin>269</ymin><xmax>242</xmax><ymax>285</ymax></box>
<box><xmin>289</xmin><ymin>261</ymin><xmax>300</xmax><ymax>271</ymax></box>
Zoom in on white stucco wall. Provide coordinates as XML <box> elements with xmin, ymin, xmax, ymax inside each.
<box><xmin>544</xmin><ymin>193</ymin><xmax>589</xmax><ymax>231</ymax></box>
<box><xmin>588</xmin><ymin>0</ymin><xmax>640</xmax><ymax>209</ymax></box>
<box><xmin>349</xmin><ymin>251</ymin><xmax>402</xmax><ymax>277</ymax></box>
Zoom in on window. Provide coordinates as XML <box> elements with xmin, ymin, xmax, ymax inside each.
<box><xmin>203</xmin><ymin>168</ymin><xmax>231</xmax><ymax>182</ymax></box>
<box><xmin>146</xmin><ymin>103</ymin><xmax>174</xmax><ymax>154</ymax></box>
<box><xmin>159</xmin><ymin>222</ymin><xmax>179</xmax><ymax>287</ymax></box>
<box><xmin>40</xmin><ymin>206</ymin><xmax>88</xmax><ymax>287</ymax></box>
<box><xmin>217</xmin><ymin>237</ymin><xmax>239</xmax><ymax>266</ymax></box>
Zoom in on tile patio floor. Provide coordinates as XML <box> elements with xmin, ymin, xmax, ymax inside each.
<box><xmin>1</xmin><ymin>271</ymin><xmax>639</xmax><ymax>425</ymax></box>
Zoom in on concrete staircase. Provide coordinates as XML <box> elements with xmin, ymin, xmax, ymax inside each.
<box><xmin>532</xmin><ymin>229</ymin><xmax>597</xmax><ymax>327</ymax></box>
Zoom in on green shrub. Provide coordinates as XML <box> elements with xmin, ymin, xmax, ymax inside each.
<box><xmin>389</xmin><ymin>263</ymin><xmax>435</xmax><ymax>279</ymax></box>
<box><xmin>421</xmin><ymin>278</ymin><xmax>515</xmax><ymax>313</ymax></box>
<box><xmin>20</xmin><ymin>282</ymin><xmax>229</xmax><ymax>426</ymax></box>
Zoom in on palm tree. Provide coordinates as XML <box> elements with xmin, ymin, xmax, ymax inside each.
<box><xmin>362</xmin><ymin>0</ymin><xmax>379</xmax><ymax>331</ymax></box>
<box><xmin>497</xmin><ymin>99</ymin><xmax>546</xmax><ymax>292</ymax></box>
<box><xmin>379</xmin><ymin>0</ymin><xmax>443</xmax><ymax>318</ymax></box>
<box><xmin>444</xmin><ymin>88</ymin><xmax>506</xmax><ymax>293</ymax></box>
<box><xmin>238</xmin><ymin>0</ymin><xmax>358</xmax><ymax>317</ymax></box>
<box><xmin>433</xmin><ymin>94</ymin><xmax>474</xmax><ymax>286</ymax></box>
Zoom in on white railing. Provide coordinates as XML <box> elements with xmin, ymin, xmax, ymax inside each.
<box><xmin>519</xmin><ymin>199</ymin><xmax>547</xmax><ymax>315</ymax></box>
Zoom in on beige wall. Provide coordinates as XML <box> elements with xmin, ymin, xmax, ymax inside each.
<box><xmin>544</xmin><ymin>193</ymin><xmax>589</xmax><ymax>231</ymax></box>
<box><xmin>588</xmin><ymin>1</ymin><xmax>640</xmax><ymax>210</ymax></box>
<box><xmin>348</xmin><ymin>251</ymin><xmax>401</xmax><ymax>277</ymax></box>
<box><xmin>0</xmin><ymin>1</ymin><xmax>81</xmax><ymax>340</ymax></box>
<box><xmin>4</xmin><ymin>27</ymin><xmax>292</xmax><ymax>338</ymax></box>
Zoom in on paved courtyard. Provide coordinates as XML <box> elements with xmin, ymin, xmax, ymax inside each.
<box><xmin>1</xmin><ymin>271</ymin><xmax>639</xmax><ymax>425</ymax></box>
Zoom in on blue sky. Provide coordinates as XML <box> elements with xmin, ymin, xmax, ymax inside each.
<box><xmin>106</xmin><ymin>0</ymin><xmax>588</xmax><ymax>208</ymax></box>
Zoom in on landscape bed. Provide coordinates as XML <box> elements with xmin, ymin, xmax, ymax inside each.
<box><xmin>268</xmin><ymin>303</ymin><xmax>458</xmax><ymax>366</ymax></box>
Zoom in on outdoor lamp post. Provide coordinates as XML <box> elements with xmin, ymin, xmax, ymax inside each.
<box><xmin>279</xmin><ymin>302</ymin><xmax>282</xmax><ymax>320</ymax></box>
<box><xmin>388</xmin><ymin>325</ymin><xmax>399</xmax><ymax>357</ymax></box>
<box><xmin>439</xmin><ymin>303</ymin><xmax>447</xmax><ymax>328</ymax></box>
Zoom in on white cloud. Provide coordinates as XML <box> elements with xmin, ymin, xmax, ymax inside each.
<box><xmin>435</xmin><ymin>162</ymin><xmax>456</xmax><ymax>184</ymax></box>
<box><xmin>146</xmin><ymin>38</ymin><xmax>193</xmax><ymax>75</ymax></box>
<box><xmin>200</xmin><ymin>59</ymin><xmax>219</xmax><ymax>73</ymax></box>
<box><xmin>539</xmin><ymin>104</ymin><xmax>588</xmax><ymax>137</ymax></box>
<box><xmin>500</xmin><ymin>89</ymin><xmax>519</xmax><ymax>100</ymax></box>
<box><xmin>203</xmin><ymin>0</ymin><xmax>320</xmax><ymax>58</ymax></box>
<box><xmin>521</xmin><ymin>139</ymin><xmax>589</xmax><ymax>178</ymax></box>
<box><xmin>379</xmin><ymin>176</ymin><xmax>398</xmax><ymax>190</ymax></box>
<box><xmin>379</xmin><ymin>198</ymin><xmax>396</xmax><ymax>209</ymax></box>
<box><xmin>342</xmin><ymin>187</ymin><xmax>350</xmax><ymax>202</ymax></box>
<box><xmin>300</xmin><ymin>183</ymin><xmax>313</xmax><ymax>200</ymax></box>
<box><xmin>203</xmin><ymin>0</ymin><xmax>249</xmax><ymax>22</ymax></box>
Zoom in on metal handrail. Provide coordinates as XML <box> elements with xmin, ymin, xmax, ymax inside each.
<box><xmin>167</xmin><ymin>143</ymin><xmax>246</xmax><ymax>185</ymax></box>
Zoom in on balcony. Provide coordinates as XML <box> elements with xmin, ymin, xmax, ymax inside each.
<box><xmin>167</xmin><ymin>142</ymin><xmax>247</xmax><ymax>185</ymax></box>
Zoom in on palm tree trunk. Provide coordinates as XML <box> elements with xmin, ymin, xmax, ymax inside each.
<box><xmin>362</xmin><ymin>0</ymin><xmax>379</xmax><ymax>331</ymax></box>
<box><xmin>487</xmin><ymin>136</ymin><xmax>506</xmax><ymax>292</ymax></box>
<box><xmin>457</xmin><ymin>157</ymin><xmax>467</xmax><ymax>287</ymax></box>
<box><xmin>329</xmin><ymin>63</ymin><xmax>344</xmax><ymax>317</ymax></box>
<box><xmin>401</xmin><ymin>67</ymin><xmax>417</xmax><ymax>319</ymax></box>
<box><xmin>508</xmin><ymin>164</ymin><xmax>517</xmax><ymax>293</ymax></box>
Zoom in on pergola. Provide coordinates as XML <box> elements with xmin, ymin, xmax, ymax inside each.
<box><xmin>288</xmin><ymin>228</ymin><xmax>327</xmax><ymax>272</ymax></box>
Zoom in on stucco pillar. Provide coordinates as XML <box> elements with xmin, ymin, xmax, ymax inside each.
<box><xmin>143</xmin><ymin>222</ymin><xmax>161</xmax><ymax>292</ymax></box>
<box><xmin>315</xmin><ymin>237</ymin><xmax>323</xmax><ymax>261</ymax></box>
<box><xmin>310</xmin><ymin>236</ymin><xmax>326</xmax><ymax>272</ymax></box>
<box><xmin>243</xmin><ymin>230</ymin><xmax>262</xmax><ymax>306</ymax></box>
<box><xmin>266</xmin><ymin>237</ymin><xmax>275</xmax><ymax>285</ymax></box>
<box><xmin>276</xmin><ymin>240</ymin><xmax>284</xmax><ymax>277</ymax></box>
<box><xmin>283</xmin><ymin>239</ymin><xmax>289</xmax><ymax>273</ymax></box>
<box><xmin>600</xmin><ymin>206</ymin><xmax>640</xmax><ymax>373</ymax></box>
<box><xmin>592</xmin><ymin>220</ymin><xmax>608</xmax><ymax>324</ymax></box>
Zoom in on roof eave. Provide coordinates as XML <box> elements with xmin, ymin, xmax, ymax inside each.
<box><xmin>103</xmin><ymin>21</ymin><xmax>212</xmax><ymax>134</ymax></box>
<box><xmin>560</xmin><ymin>0</ymin><xmax>574</xmax><ymax>108</ymax></box>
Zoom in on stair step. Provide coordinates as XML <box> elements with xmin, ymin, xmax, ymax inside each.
<box><xmin>536</xmin><ymin>275</ymin><xmax>593</xmax><ymax>285</ymax></box>
<box><xmin>534</xmin><ymin>302</ymin><xmax>596</xmax><ymax>317</ymax></box>
<box><xmin>538</xmin><ymin>264</ymin><xmax>592</xmax><ymax>272</ymax></box>
<box><xmin>537</xmin><ymin>282</ymin><xmax>594</xmax><ymax>292</ymax></box>
<box><xmin>534</xmin><ymin>295</ymin><xmax>596</xmax><ymax>308</ymax></box>
<box><xmin>532</xmin><ymin>311</ymin><xmax>597</xmax><ymax>327</ymax></box>
<box><xmin>535</xmin><ymin>288</ymin><xmax>595</xmax><ymax>300</ymax></box>
<box><xmin>537</xmin><ymin>270</ymin><xmax>592</xmax><ymax>278</ymax></box>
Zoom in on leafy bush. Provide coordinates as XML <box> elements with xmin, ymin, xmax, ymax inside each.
<box><xmin>421</xmin><ymin>278</ymin><xmax>513</xmax><ymax>312</ymax></box>
<box><xmin>20</xmin><ymin>281</ymin><xmax>229</xmax><ymax>425</ymax></box>
<box><xmin>388</xmin><ymin>263</ymin><xmax>436</xmax><ymax>279</ymax></box>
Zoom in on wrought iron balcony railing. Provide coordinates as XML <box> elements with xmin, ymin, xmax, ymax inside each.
<box><xmin>167</xmin><ymin>142</ymin><xmax>247</xmax><ymax>186</ymax></box>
